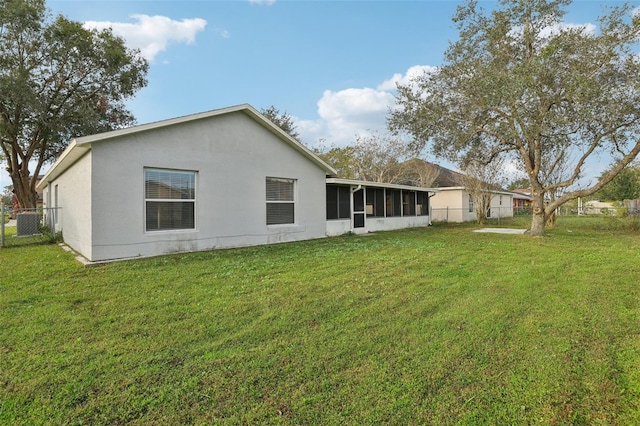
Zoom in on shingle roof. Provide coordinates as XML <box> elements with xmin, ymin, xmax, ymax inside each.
<box><xmin>399</xmin><ymin>159</ymin><xmax>465</xmax><ymax>188</ymax></box>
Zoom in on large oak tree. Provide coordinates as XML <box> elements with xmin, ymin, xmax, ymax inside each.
<box><xmin>0</xmin><ymin>0</ymin><xmax>148</xmax><ymax>208</ymax></box>
<box><xmin>389</xmin><ymin>0</ymin><xmax>640</xmax><ymax>236</ymax></box>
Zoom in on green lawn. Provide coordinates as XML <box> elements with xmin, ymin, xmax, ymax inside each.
<box><xmin>1</xmin><ymin>217</ymin><xmax>639</xmax><ymax>425</ymax></box>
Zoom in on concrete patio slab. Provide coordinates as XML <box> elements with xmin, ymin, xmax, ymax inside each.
<box><xmin>473</xmin><ymin>228</ymin><xmax>529</xmax><ymax>235</ymax></box>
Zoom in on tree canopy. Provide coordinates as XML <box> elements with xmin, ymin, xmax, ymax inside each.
<box><xmin>0</xmin><ymin>0</ymin><xmax>148</xmax><ymax>208</ymax></box>
<box><xmin>313</xmin><ymin>133</ymin><xmax>438</xmax><ymax>186</ymax></box>
<box><xmin>595</xmin><ymin>162</ymin><xmax>640</xmax><ymax>201</ymax></box>
<box><xmin>389</xmin><ymin>0</ymin><xmax>640</xmax><ymax>235</ymax></box>
<box><xmin>260</xmin><ymin>106</ymin><xmax>300</xmax><ymax>141</ymax></box>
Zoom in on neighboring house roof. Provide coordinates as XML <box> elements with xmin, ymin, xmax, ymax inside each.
<box><xmin>424</xmin><ymin>162</ymin><xmax>466</xmax><ymax>188</ymax></box>
<box><xmin>38</xmin><ymin>104</ymin><xmax>337</xmax><ymax>190</ymax></box>
<box><xmin>326</xmin><ymin>177</ymin><xmax>438</xmax><ymax>193</ymax></box>
<box><xmin>512</xmin><ymin>188</ymin><xmax>532</xmax><ymax>196</ymax></box>
<box><xmin>435</xmin><ymin>186</ymin><xmax>515</xmax><ymax>196</ymax></box>
<box><xmin>401</xmin><ymin>159</ymin><xmax>513</xmax><ymax>195</ymax></box>
<box><xmin>512</xmin><ymin>190</ymin><xmax>533</xmax><ymax>201</ymax></box>
<box><xmin>397</xmin><ymin>159</ymin><xmax>465</xmax><ymax>188</ymax></box>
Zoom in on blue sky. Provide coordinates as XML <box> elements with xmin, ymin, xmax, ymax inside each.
<box><xmin>1</xmin><ymin>0</ymin><xmax>637</xmax><ymax>189</ymax></box>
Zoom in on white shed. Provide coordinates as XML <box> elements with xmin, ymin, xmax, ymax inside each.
<box><xmin>37</xmin><ymin>104</ymin><xmax>336</xmax><ymax>262</ymax></box>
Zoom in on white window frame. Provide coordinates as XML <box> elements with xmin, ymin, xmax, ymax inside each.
<box><xmin>266</xmin><ymin>177</ymin><xmax>296</xmax><ymax>225</ymax></box>
<box><xmin>144</xmin><ymin>168</ymin><xmax>197</xmax><ymax>232</ymax></box>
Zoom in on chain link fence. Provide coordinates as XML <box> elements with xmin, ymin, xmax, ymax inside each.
<box><xmin>556</xmin><ymin>204</ymin><xmax>639</xmax><ymax>217</ymax></box>
<box><xmin>431</xmin><ymin>206</ymin><xmax>518</xmax><ymax>223</ymax></box>
<box><xmin>1</xmin><ymin>205</ymin><xmax>62</xmax><ymax>248</ymax></box>
<box><xmin>431</xmin><ymin>203</ymin><xmax>639</xmax><ymax>224</ymax></box>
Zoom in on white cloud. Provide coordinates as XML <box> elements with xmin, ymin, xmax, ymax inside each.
<box><xmin>249</xmin><ymin>0</ymin><xmax>276</xmax><ymax>5</ymax></box>
<box><xmin>83</xmin><ymin>14</ymin><xmax>208</xmax><ymax>62</ymax></box>
<box><xmin>377</xmin><ymin>65</ymin><xmax>437</xmax><ymax>91</ymax></box>
<box><xmin>215</xmin><ymin>28</ymin><xmax>230</xmax><ymax>39</ymax></box>
<box><xmin>539</xmin><ymin>22</ymin><xmax>597</xmax><ymax>38</ymax></box>
<box><xmin>317</xmin><ymin>88</ymin><xmax>394</xmax><ymax>142</ymax></box>
<box><xmin>299</xmin><ymin>66</ymin><xmax>432</xmax><ymax>148</ymax></box>
<box><xmin>509</xmin><ymin>21</ymin><xmax>597</xmax><ymax>42</ymax></box>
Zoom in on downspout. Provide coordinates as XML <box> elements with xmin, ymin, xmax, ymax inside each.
<box><xmin>428</xmin><ymin>191</ymin><xmax>437</xmax><ymax>226</ymax></box>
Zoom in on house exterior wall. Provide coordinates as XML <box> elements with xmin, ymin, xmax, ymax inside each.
<box><xmin>360</xmin><ymin>216</ymin><xmax>431</xmax><ymax>233</ymax></box>
<box><xmin>431</xmin><ymin>189</ymin><xmax>514</xmax><ymax>222</ymax></box>
<box><xmin>487</xmin><ymin>193</ymin><xmax>514</xmax><ymax>219</ymax></box>
<box><xmin>325</xmin><ymin>216</ymin><xmax>431</xmax><ymax>236</ymax></box>
<box><xmin>430</xmin><ymin>189</ymin><xmax>473</xmax><ymax>222</ymax></box>
<box><xmin>66</xmin><ymin>111</ymin><xmax>327</xmax><ymax>261</ymax></box>
<box><xmin>326</xmin><ymin>219</ymin><xmax>352</xmax><ymax>236</ymax></box>
<box><xmin>43</xmin><ymin>151</ymin><xmax>93</xmax><ymax>259</ymax></box>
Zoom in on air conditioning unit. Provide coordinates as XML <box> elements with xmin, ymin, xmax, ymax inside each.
<box><xmin>16</xmin><ymin>213</ymin><xmax>41</xmax><ymax>236</ymax></box>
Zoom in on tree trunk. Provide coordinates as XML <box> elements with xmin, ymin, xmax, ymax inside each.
<box><xmin>477</xmin><ymin>210</ymin><xmax>486</xmax><ymax>225</ymax></box>
<box><xmin>9</xmin><ymin>170</ymin><xmax>37</xmax><ymax>209</ymax></box>
<box><xmin>546</xmin><ymin>210</ymin><xmax>557</xmax><ymax>227</ymax></box>
<box><xmin>530</xmin><ymin>193</ymin><xmax>546</xmax><ymax>236</ymax></box>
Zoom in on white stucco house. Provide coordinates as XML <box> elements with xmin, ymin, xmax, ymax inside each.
<box><xmin>37</xmin><ymin>104</ymin><xmax>436</xmax><ymax>262</ymax></box>
<box><xmin>430</xmin><ymin>187</ymin><xmax>514</xmax><ymax>222</ymax></box>
<box><xmin>417</xmin><ymin>162</ymin><xmax>514</xmax><ymax>222</ymax></box>
<box><xmin>37</xmin><ymin>104</ymin><xmax>337</xmax><ymax>262</ymax></box>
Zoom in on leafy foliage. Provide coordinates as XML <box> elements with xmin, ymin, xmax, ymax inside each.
<box><xmin>507</xmin><ymin>178</ymin><xmax>531</xmax><ymax>191</ymax></box>
<box><xmin>595</xmin><ymin>162</ymin><xmax>640</xmax><ymax>201</ymax></box>
<box><xmin>314</xmin><ymin>132</ymin><xmax>438</xmax><ymax>185</ymax></box>
<box><xmin>0</xmin><ymin>0</ymin><xmax>148</xmax><ymax>208</ymax></box>
<box><xmin>389</xmin><ymin>0</ymin><xmax>640</xmax><ymax>235</ymax></box>
<box><xmin>260</xmin><ymin>105</ymin><xmax>300</xmax><ymax>141</ymax></box>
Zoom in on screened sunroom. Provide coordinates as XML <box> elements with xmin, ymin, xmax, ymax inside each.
<box><xmin>325</xmin><ymin>178</ymin><xmax>436</xmax><ymax>236</ymax></box>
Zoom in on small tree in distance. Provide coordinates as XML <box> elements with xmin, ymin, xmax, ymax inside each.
<box><xmin>260</xmin><ymin>106</ymin><xmax>300</xmax><ymax>141</ymax></box>
<box><xmin>595</xmin><ymin>162</ymin><xmax>640</xmax><ymax>202</ymax></box>
<box><xmin>313</xmin><ymin>132</ymin><xmax>431</xmax><ymax>184</ymax></box>
<box><xmin>460</xmin><ymin>157</ymin><xmax>506</xmax><ymax>224</ymax></box>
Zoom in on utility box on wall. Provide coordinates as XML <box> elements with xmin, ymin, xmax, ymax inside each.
<box><xmin>16</xmin><ymin>213</ymin><xmax>41</xmax><ymax>236</ymax></box>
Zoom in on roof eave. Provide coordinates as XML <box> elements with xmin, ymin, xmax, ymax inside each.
<box><xmin>326</xmin><ymin>177</ymin><xmax>438</xmax><ymax>192</ymax></box>
<box><xmin>36</xmin><ymin>140</ymin><xmax>89</xmax><ymax>190</ymax></box>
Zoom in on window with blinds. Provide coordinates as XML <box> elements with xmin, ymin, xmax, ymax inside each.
<box><xmin>266</xmin><ymin>177</ymin><xmax>295</xmax><ymax>225</ymax></box>
<box><xmin>145</xmin><ymin>168</ymin><xmax>196</xmax><ymax>231</ymax></box>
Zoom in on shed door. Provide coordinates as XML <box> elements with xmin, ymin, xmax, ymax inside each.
<box><xmin>353</xmin><ymin>188</ymin><xmax>365</xmax><ymax>228</ymax></box>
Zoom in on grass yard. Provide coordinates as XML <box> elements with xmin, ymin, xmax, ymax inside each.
<box><xmin>1</xmin><ymin>216</ymin><xmax>639</xmax><ymax>425</ymax></box>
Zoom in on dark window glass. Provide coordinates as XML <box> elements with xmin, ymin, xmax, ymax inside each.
<box><xmin>326</xmin><ymin>185</ymin><xmax>350</xmax><ymax>220</ymax></box>
<box><xmin>145</xmin><ymin>169</ymin><xmax>196</xmax><ymax>232</ymax></box>
<box><xmin>386</xmin><ymin>189</ymin><xmax>401</xmax><ymax>217</ymax></box>
<box><xmin>267</xmin><ymin>178</ymin><xmax>295</xmax><ymax>224</ymax></box>
<box><xmin>366</xmin><ymin>188</ymin><xmax>385</xmax><ymax>217</ymax></box>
